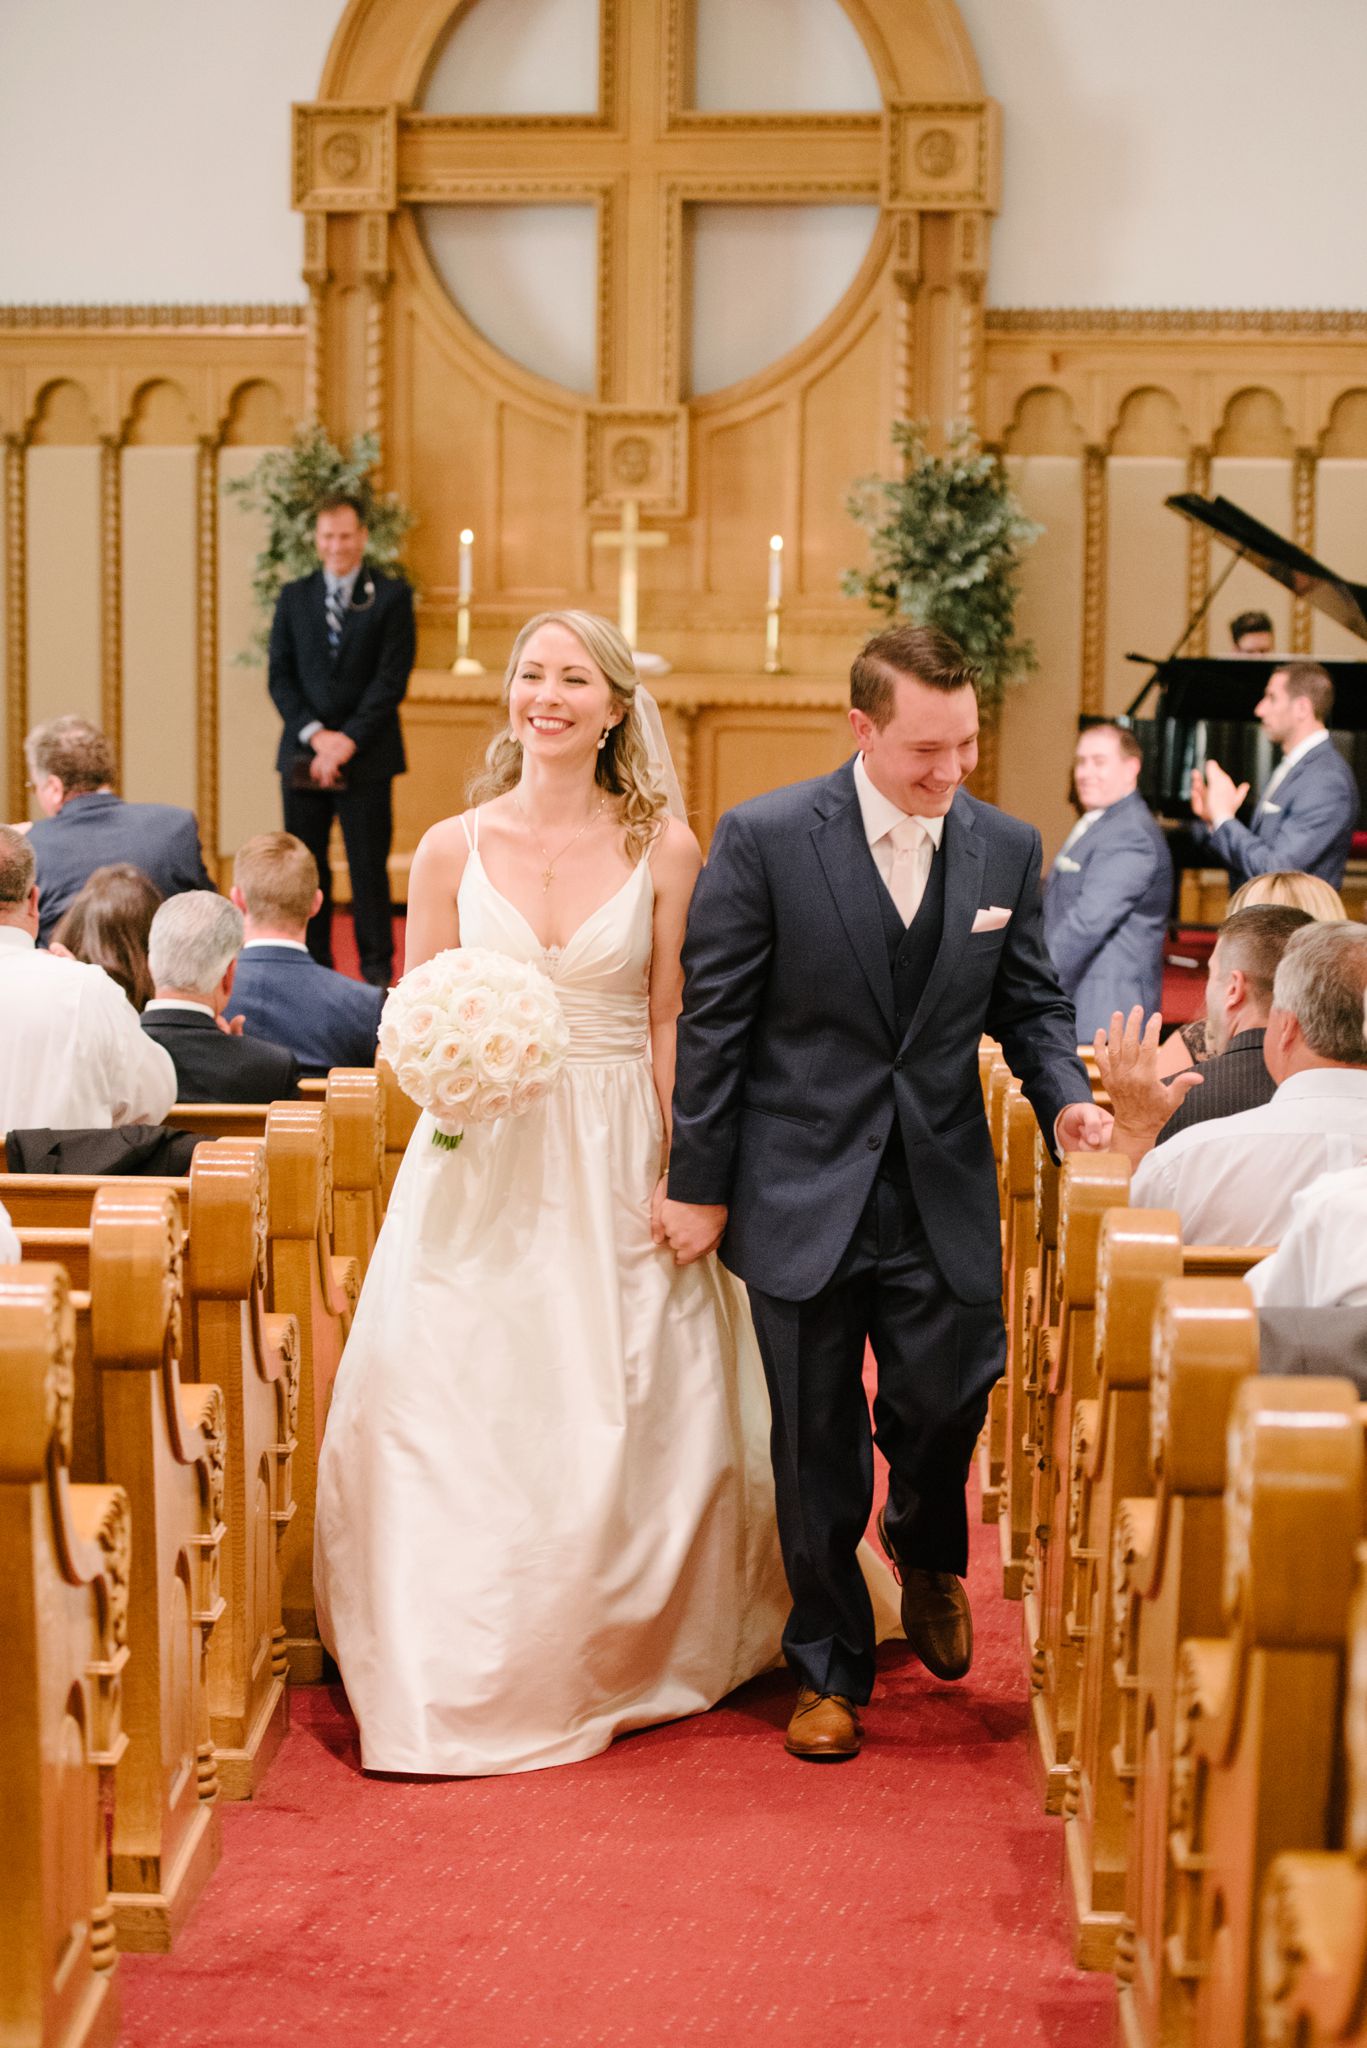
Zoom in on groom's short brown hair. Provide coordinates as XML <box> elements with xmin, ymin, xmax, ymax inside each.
<box><xmin>850</xmin><ymin>624</ymin><xmax>979</xmax><ymax>728</ymax></box>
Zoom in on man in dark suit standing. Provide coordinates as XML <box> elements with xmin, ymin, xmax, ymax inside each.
<box><xmin>1044</xmin><ymin>721</ymin><xmax>1172</xmax><ymax>1040</ymax></box>
<box><xmin>226</xmin><ymin>832</ymin><xmax>385</xmax><ymax>1075</ymax></box>
<box><xmin>1191</xmin><ymin>660</ymin><xmax>1360</xmax><ymax>887</ymax></box>
<box><xmin>268</xmin><ymin>491</ymin><xmax>415</xmax><ymax>986</ymax></box>
<box><xmin>142</xmin><ymin>892</ymin><xmax>299</xmax><ymax>1104</ymax></box>
<box><xmin>24</xmin><ymin>715</ymin><xmax>214</xmax><ymax>943</ymax></box>
<box><xmin>661</xmin><ymin>624</ymin><xmax>1112</xmax><ymax>1762</ymax></box>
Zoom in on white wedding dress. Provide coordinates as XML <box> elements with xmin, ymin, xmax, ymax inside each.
<box><xmin>317</xmin><ymin>816</ymin><xmax>898</xmax><ymax>1776</ymax></box>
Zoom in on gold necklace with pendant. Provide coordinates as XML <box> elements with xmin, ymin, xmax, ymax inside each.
<box><xmin>514</xmin><ymin>794</ymin><xmax>605</xmax><ymax>892</ymax></box>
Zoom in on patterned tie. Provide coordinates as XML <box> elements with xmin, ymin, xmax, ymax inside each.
<box><xmin>325</xmin><ymin>581</ymin><xmax>347</xmax><ymax>656</ymax></box>
<box><xmin>886</xmin><ymin>817</ymin><xmax>931</xmax><ymax>926</ymax></box>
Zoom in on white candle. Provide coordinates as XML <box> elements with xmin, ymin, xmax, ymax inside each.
<box><xmin>767</xmin><ymin>534</ymin><xmax>783</xmax><ymax>608</ymax></box>
<box><xmin>458</xmin><ymin>528</ymin><xmax>474</xmax><ymax>605</ymax></box>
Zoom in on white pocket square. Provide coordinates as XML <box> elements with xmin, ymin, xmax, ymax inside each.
<box><xmin>1260</xmin><ymin>800</ymin><xmax>1282</xmax><ymax>815</ymax></box>
<box><xmin>971</xmin><ymin>906</ymin><xmax>1012</xmax><ymax>934</ymax></box>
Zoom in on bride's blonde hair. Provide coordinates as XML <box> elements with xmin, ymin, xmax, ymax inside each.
<box><xmin>469</xmin><ymin>610</ymin><xmax>668</xmax><ymax>864</ymax></box>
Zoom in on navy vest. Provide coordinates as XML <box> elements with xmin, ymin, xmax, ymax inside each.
<box><xmin>874</xmin><ymin>836</ymin><xmax>946</xmax><ymax>1182</ymax></box>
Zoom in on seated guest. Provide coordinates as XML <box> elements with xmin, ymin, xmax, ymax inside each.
<box><xmin>1246</xmin><ymin>1165</ymin><xmax>1367</xmax><ymax>1309</ymax></box>
<box><xmin>1097</xmin><ymin>906</ymin><xmax>1313</xmax><ymax>1164</ymax></box>
<box><xmin>25</xmin><ymin>715</ymin><xmax>214</xmax><ymax>943</ymax></box>
<box><xmin>1230</xmin><ymin>609</ymin><xmax>1275</xmax><ymax>655</ymax></box>
<box><xmin>50</xmin><ymin>862</ymin><xmax>162</xmax><ymax>1009</ymax></box>
<box><xmin>1156</xmin><ymin>868</ymin><xmax>1349</xmax><ymax>1078</ymax></box>
<box><xmin>226</xmin><ymin>833</ymin><xmax>385</xmax><ymax>1074</ymax></box>
<box><xmin>1044</xmin><ymin>722</ymin><xmax>1172</xmax><ymax>1041</ymax></box>
<box><xmin>143</xmin><ymin>893</ymin><xmax>300</xmax><ymax>1104</ymax></box>
<box><xmin>1190</xmin><ymin>661</ymin><xmax>1359</xmax><ymax>888</ymax></box>
<box><xmin>0</xmin><ymin>824</ymin><xmax>176</xmax><ymax>1130</ymax></box>
<box><xmin>1125</xmin><ymin>922</ymin><xmax>1367</xmax><ymax>1244</ymax></box>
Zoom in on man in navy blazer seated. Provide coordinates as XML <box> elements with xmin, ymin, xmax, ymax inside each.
<box><xmin>24</xmin><ymin>715</ymin><xmax>214</xmax><ymax>944</ymax></box>
<box><xmin>1191</xmin><ymin>660</ymin><xmax>1360</xmax><ymax>888</ymax></box>
<box><xmin>226</xmin><ymin>832</ymin><xmax>385</xmax><ymax>1076</ymax></box>
<box><xmin>663</xmin><ymin>624</ymin><xmax>1113</xmax><ymax>1762</ymax></box>
<box><xmin>142</xmin><ymin>893</ymin><xmax>299</xmax><ymax>1105</ymax></box>
<box><xmin>1044</xmin><ymin>721</ymin><xmax>1173</xmax><ymax>1042</ymax></box>
<box><xmin>267</xmin><ymin>491</ymin><xmax>415</xmax><ymax>988</ymax></box>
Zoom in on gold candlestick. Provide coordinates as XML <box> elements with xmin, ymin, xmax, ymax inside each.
<box><xmin>451</xmin><ymin>527</ymin><xmax>485</xmax><ymax>674</ymax></box>
<box><xmin>763</xmin><ymin>533</ymin><xmax>787</xmax><ymax>673</ymax></box>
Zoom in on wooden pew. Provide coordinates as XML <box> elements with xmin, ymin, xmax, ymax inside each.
<box><xmin>1169</xmin><ymin>1376</ymin><xmax>1362</xmax><ymax>2046</ymax></box>
<box><xmin>980</xmin><ymin>1054</ymin><xmax>1017</xmax><ymax>1524</ymax></box>
<box><xmin>1259</xmin><ymin>1557</ymin><xmax>1367</xmax><ymax>2048</ymax></box>
<box><xmin>1027</xmin><ymin>1149</ymin><xmax>1133</xmax><ymax>1811</ymax></box>
<box><xmin>14</xmin><ymin>1142</ymin><xmax>301</xmax><ymax>1802</ymax></box>
<box><xmin>168</xmin><ymin>1065</ymin><xmax>384</xmax><ymax>1280</ymax></box>
<box><xmin>1</xmin><ymin>1264</ymin><xmax>128</xmax><ymax>2048</ymax></box>
<box><xmin>998</xmin><ymin>1084</ymin><xmax>1039</xmax><ymax>1599</ymax></box>
<box><xmin>65</xmin><ymin>1187</ymin><xmax>225</xmax><ymax>1951</ymax></box>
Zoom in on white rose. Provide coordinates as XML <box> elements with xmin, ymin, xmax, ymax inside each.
<box><xmin>396</xmin><ymin>1058</ymin><xmax>426</xmax><ymax>1099</ymax></box>
<box><xmin>436</xmin><ymin>1068</ymin><xmax>480</xmax><ymax>1112</ymax></box>
<box><xmin>512</xmin><ymin>1077</ymin><xmax>549</xmax><ymax>1113</ymax></box>
<box><xmin>475</xmin><ymin>1086</ymin><xmax>513</xmax><ymax>1122</ymax></box>
<box><xmin>453</xmin><ymin>988</ymin><xmax>496</xmax><ymax>1032</ymax></box>
<box><xmin>474</xmin><ymin>1024</ymin><xmax>521</xmax><ymax>1085</ymax></box>
<box><xmin>403</xmin><ymin>1002</ymin><xmax>440</xmax><ymax>1047</ymax></box>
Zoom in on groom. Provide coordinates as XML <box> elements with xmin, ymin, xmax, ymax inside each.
<box><xmin>662</xmin><ymin>624</ymin><xmax>1111</xmax><ymax>1761</ymax></box>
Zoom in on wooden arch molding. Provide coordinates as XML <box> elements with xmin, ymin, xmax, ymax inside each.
<box><xmin>295</xmin><ymin>0</ymin><xmax>999</xmax><ymax>668</ymax></box>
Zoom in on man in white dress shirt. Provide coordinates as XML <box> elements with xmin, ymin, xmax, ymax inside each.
<box><xmin>1130</xmin><ymin>921</ymin><xmax>1367</xmax><ymax>1243</ymax></box>
<box><xmin>0</xmin><ymin>823</ymin><xmax>176</xmax><ymax>1132</ymax></box>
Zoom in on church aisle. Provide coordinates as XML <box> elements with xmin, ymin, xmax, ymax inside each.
<box><xmin>119</xmin><ymin>1476</ymin><xmax>1113</xmax><ymax>2048</ymax></box>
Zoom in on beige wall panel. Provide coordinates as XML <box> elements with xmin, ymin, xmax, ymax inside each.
<box><xmin>397</xmin><ymin>303</ymin><xmax>500</xmax><ymax>603</ymax></box>
<box><xmin>499</xmin><ymin>406</ymin><xmax>578</xmax><ymax>600</ymax></box>
<box><xmin>1311</xmin><ymin>460</ymin><xmax>1367</xmax><ymax>663</ymax></box>
<box><xmin>26</xmin><ymin>447</ymin><xmax>100</xmax><ymax>751</ymax></box>
<box><xmin>694</xmin><ymin>711</ymin><xmax>851</xmax><ymax>842</ymax></box>
<box><xmin>797</xmin><ymin>312</ymin><xmax>886</xmax><ymax>599</ymax></box>
<box><xmin>1207</xmin><ymin>458</ymin><xmax>1293</xmax><ymax>649</ymax></box>
<box><xmin>699</xmin><ymin>405</ymin><xmax>789</xmax><ymax>599</ymax></box>
<box><xmin>120</xmin><ymin>447</ymin><xmax>197</xmax><ymax>811</ymax></box>
<box><xmin>0</xmin><ymin>448</ymin><xmax>9</xmax><ymax>815</ymax></box>
<box><xmin>999</xmin><ymin>456</ymin><xmax>1084</xmax><ymax>861</ymax></box>
<box><xmin>218</xmin><ymin>446</ymin><xmax>288</xmax><ymax>860</ymax></box>
<box><xmin>1103</xmin><ymin>457</ymin><xmax>1187</xmax><ymax>717</ymax></box>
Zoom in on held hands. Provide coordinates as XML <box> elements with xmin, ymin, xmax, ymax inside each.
<box><xmin>1093</xmin><ymin>1005</ymin><xmax>1203</xmax><ymax>1163</ymax></box>
<box><xmin>653</xmin><ymin>1184</ymin><xmax>728</xmax><ymax>1266</ymax></box>
<box><xmin>1055</xmin><ymin>1100</ymin><xmax>1114</xmax><ymax>1153</ymax></box>
<box><xmin>1190</xmin><ymin>759</ymin><xmax>1248</xmax><ymax>830</ymax></box>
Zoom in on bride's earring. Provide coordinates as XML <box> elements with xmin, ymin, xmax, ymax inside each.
<box><xmin>598</xmin><ymin>727</ymin><xmax>610</xmax><ymax>751</ymax></box>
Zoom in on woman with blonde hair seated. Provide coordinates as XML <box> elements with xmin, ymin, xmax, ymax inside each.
<box><xmin>1157</xmin><ymin>868</ymin><xmax>1351</xmax><ymax>1076</ymax></box>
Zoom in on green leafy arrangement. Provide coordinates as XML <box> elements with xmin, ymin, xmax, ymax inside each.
<box><xmin>842</xmin><ymin>420</ymin><xmax>1041</xmax><ymax>714</ymax></box>
<box><xmin>224</xmin><ymin>422</ymin><xmax>415</xmax><ymax>665</ymax></box>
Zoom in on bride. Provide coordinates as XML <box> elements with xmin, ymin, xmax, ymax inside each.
<box><xmin>316</xmin><ymin>608</ymin><xmax>896</xmax><ymax>1775</ymax></box>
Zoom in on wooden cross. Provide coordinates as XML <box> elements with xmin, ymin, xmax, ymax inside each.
<box><xmin>590</xmin><ymin>498</ymin><xmax>667</xmax><ymax>651</ymax></box>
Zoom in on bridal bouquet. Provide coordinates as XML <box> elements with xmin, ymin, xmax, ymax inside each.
<box><xmin>379</xmin><ymin>947</ymin><xmax>571</xmax><ymax>1151</ymax></box>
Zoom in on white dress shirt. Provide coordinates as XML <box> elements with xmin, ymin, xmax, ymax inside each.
<box><xmin>853</xmin><ymin>752</ymin><xmax>945</xmax><ymax>925</ymax></box>
<box><xmin>1245</xmin><ymin>1166</ymin><xmax>1367</xmax><ymax>1308</ymax></box>
<box><xmin>0</xmin><ymin>1198</ymin><xmax>19</xmax><ymax>1263</ymax></box>
<box><xmin>1256</xmin><ymin>727</ymin><xmax>1330</xmax><ymax>814</ymax></box>
<box><xmin>1056</xmin><ymin>809</ymin><xmax>1103</xmax><ymax>860</ymax></box>
<box><xmin>1130</xmin><ymin>1067</ymin><xmax>1367</xmax><ymax>1246</ymax></box>
<box><xmin>0</xmin><ymin>927</ymin><xmax>177</xmax><ymax>1130</ymax></box>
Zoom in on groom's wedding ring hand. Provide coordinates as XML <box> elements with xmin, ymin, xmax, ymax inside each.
<box><xmin>659</xmin><ymin>1198</ymin><xmax>728</xmax><ymax>1266</ymax></box>
<box><xmin>650</xmin><ymin>1175</ymin><xmax>670</xmax><ymax>1245</ymax></box>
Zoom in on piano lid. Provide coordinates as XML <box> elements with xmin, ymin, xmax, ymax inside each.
<box><xmin>1166</xmin><ymin>493</ymin><xmax>1367</xmax><ymax>642</ymax></box>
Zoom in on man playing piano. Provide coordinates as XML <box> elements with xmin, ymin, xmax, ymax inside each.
<box><xmin>1190</xmin><ymin>660</ymin><xmax>1360</xmax><ymax>888</ymax></box>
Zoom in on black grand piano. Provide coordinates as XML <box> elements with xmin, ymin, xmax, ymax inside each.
<box><xmin>1122</xmin><ymin>495</ymin><xmax>1367</xmax><ymax>873</ymax></box>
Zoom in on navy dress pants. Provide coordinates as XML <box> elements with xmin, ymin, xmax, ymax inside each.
<box><xmin>746</xmin><ymin>1169</ymin><xmax>1006</xmax><ymax>1704</ymax></box>
<box><xmin>282</xmin><ymin>775</ymin><xmax>395</xmax><ymax>987</ymax></box>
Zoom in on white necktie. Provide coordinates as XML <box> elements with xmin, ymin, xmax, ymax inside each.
<box><xmin>1058</xmin><ymin>809</ymin><xmax>1101</xmax><ymax>857</ymax></box>
<box><xmin>885</xmin><ymin>817</ymin><xmax>931</xmax><ymax>926</ymax></box>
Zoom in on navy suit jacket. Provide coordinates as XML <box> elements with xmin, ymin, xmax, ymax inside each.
<box><xmin>29</xmin><ymin>790</ymin><xmax>214</xmax><ymax>944</ymax></box>
<box><xmin>141</xmin><ymin>1009</ymin><xmax>300</xmax><ymax>1105</ymax></box>
<box><xmin>1043</xmin><ymin>791</ymin><xmax>1172</xmax><ymax>1041</ymax></box>
<box><xmin>668</xmin><ymin>759</ymin><xmax>1091</xmax><ymax>1306</ymax></box>
<box><xmin>1198</xmin><ymin>737</ymin><xmax>1360</xmax><ymax>887</ymax></box>
<box><xmin>226</xmin><ymin>945</ymin><xmax>385</xmax><ymax>1076</ymax></box>
<box><xmin>267</xmin><ymin>566</ymin><xmax>415</xmax><ymax>785</ymax></box>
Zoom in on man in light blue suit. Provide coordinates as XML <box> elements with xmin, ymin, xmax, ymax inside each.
<box><xmin>1191</xmin><ymin>661</ymin><xmax>1360</xmax><ymax>887</ymax></box>
<box><xmin>225</xmin><ymin>833</ymin><xmax>385</xmax><ymax>1077</ymax></box>
<box><xmin>1044</xmin><ymin>722</ymin><xmax>1173</xmax><ymax>1042</ymax></box>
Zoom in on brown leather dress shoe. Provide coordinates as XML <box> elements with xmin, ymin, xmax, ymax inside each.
<box><xmin>876</xmin><ymin>1507</ymin><xmax>973</xmax><ymax>1681</ymax></box>
<box><xmin>784</xmin><ymin>1687</ymin><xmax>863</xmax><ymax>1760</ymax></box>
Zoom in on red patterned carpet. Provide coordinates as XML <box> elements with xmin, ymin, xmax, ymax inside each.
<box><xmin>119</xmin><ymin>1476</ymin><xmax>1115</xmax><ymax>2048</ymax></box>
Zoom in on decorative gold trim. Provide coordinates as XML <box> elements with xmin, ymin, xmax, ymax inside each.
<box><xmin>1185</xmin><ymin>446</ymin><xmax>1212</xmax><ymax>657</ymax></box>
<box><xmin>886</xmin><ymin>100</ymin><xmax>998</xmax><ymax>211</ymax></box>
<box><xmin>986</xmin><ymin>306</ymin><xmax>1367</xmax><ymax>335</ymax></box>
<box><xmin>1292</xmin><ymin>448</ymin><xmax>1316</xmax><ymax>653</ymax></box>
<box><xmin>196</xmin><ymin>437</ymin><xmax>220</xmax><ymax>858</ymax></box>
<box><xmin>4</xmin><ymin>434</ymin><xmax>28</xmax><ymax>815</ymax></box>
<box><xmin>293</xmin><ymin>102</ymin><xmax>399</xmax><ymax>214</ymax></box>
<box><xmin>1080</xmin><ymin>446</ymin><xmax>1107</xmax><ymax>717</ymax></box>
<box><xmin>99</xmin><ymin>436</ymin><xmax>123</xmax><ymax>766</ymax></box>
<box><xmin>0</xmin><ymin>304</ymin><xmax>305</xmax><ymax>330</ymax></box>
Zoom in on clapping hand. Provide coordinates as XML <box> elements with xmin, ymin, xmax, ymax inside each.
<box><xmin>1093</xmin><ymin>1006</ymin><xmax>1203</xmax><ymax>1164</ymax></box>
<box><xmin>1190</xmin><ymin>759</ymin><xmax>1248</xmax><ymax>829</ymax></box>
